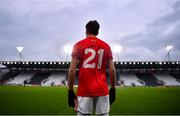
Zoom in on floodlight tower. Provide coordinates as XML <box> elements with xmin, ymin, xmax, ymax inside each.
<box><xmin>64</xmin><ymin>45</ymin><xmax>73</xmax><ymax>61</ymax></box>
<box><xmin>165</xmin><ymin>45</ymin><xmax>173</xmax><ymax>61</ymax></box>
<box><xmin>16</xmin><ymin>46</ymin><xmax>24</xmax><ymax>61</ymax></box>
<box><xmin>112</xmin><ymin>45</ymin><xmax>122</xmax><ymax>61</ymax></box>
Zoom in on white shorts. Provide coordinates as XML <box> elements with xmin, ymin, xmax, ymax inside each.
<box><xmin>76</xmin><ymin>95</ymin><xmax>110</xmax><ymax>115</ymax></box>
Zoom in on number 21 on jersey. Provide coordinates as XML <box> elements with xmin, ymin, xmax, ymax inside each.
<box><xmin>83</xmin><ymin>48</ymin><xmax>104</xmax><ymax>69</ymax></box>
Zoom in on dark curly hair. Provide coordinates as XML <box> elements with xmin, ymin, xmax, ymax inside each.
<box><xmin>86</xmin><ymin>20</ymin><xmax>100</xmax><ymax>36</ymax></box>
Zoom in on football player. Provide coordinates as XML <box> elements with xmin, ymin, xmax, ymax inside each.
<box><xmin>68</xmin><ymin>20</ymin><xmax>116</xmax><ymax>115</ymax></box>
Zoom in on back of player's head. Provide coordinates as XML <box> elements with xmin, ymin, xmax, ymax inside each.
<box><xmin>86</xmin><ymin>20</ymin><xmax>100</xmax><ymax>36</ymax></box>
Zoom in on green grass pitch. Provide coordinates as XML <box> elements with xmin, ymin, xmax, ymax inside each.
<box><xmin>0</xmin><ymin>86</ymin><xmax>180</xmax><ymax>115</ymax></box>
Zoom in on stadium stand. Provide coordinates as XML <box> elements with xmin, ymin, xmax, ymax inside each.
<box><xmin>6</xmin><ymin>72</ymin><xmax>34</xmax><ymax>85</ymax></box>
<box><xmin>171</xmin><ymin>73</ymin><xmax>180</xmax><ymax>79</ymax></box>
<box><xmin>136</xmin><ymin>73</ymin><xmax>163</xmax><ymax>86</ymax></box>
<box><xmin>0</xmin><ymin>69</ymin><xmax>9</xmax><ymax>79</ymax></box>
<box><xmin>27</xmin><ymin>72</ymin><xmax>51</xmax><ymax>85</ymax></box>
<box><xmin>0</xmin><ymin>71</ymin><xmax>20</xmax><ymax>84</ymax></box>
<box><xmin>154</xmin><ymin>73</ymin><xmax>180</xmax><ymax>86</ymax></box>
<box><xmin>171</xmin><ymin>73</ymin><xmax>180</xmax><ymax>83</ymax></box>
<box><xmin>118</xmin><ymin>73</ymin><xmax>144</xmax><ymax>86</ymax></box>
<box><xmin>41</xmin><ymin>72</ymin><xmax>66</xmax><ymax>86</ymax></box>
<box><xmin>0</xmin><ymin>61</ymin><xmax>180</xmax><ymax>86</ymax></box>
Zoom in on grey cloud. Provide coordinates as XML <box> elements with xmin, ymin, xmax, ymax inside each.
<box><xmin>0</xmin><ymin>0</ymin><xmax>179</xmax><ymax>61</ymax></box>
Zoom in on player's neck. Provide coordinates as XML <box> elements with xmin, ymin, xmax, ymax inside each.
<box><xmin>86</xmin><ymin>34</ymin><xmax>96</xmax><ymax>38</ymax></box>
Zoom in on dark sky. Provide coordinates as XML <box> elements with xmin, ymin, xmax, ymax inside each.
<box><xmin>0</xmin><ymin>0</ymin><xmax>180</xmax><ymax>61</ymax></box>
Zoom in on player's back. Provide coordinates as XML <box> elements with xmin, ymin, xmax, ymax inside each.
<box><xmin>74</xmin><ymin>37</ymin><xmax>112</xmax><ymax>96</ymax></box>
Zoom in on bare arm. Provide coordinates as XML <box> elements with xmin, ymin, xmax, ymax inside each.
<box><xmin>108</xmin><ymin>59</ymin><xmax>116</xmax><ymax>88</ymax></box>
<box><xmin>68</xmin><ymin>57</ymin><xmax>78</xmax><ymax>91</ymax></box>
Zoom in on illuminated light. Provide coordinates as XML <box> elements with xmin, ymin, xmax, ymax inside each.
<box><xmin>116</xmin><ymin>62</ymin><xmax>118</xmax><ymax>64</ymax></box>
<box><xmin>166</xmin><ymin>45</ymin><xmax>173</xmax><ymax>52</ymax></box>
<box><xmin>22</xmin><ymin>62</ymin><xmax>25</xmax><ymax>64</ymax></box>
<box><xmin>172</xmin><ymin>62</ymin><xmax>174</xmax><ymax>64</ymax></box>
<box><xmin>150</xmin><ymin>62</ymin><xmax>152</xmax><ymax>64</ymax></box>
<box><xmin>142</xmin><ymin>62</ymin><xmax>144</xmax><ymax>65</ymax></box>
<box><xmin>34</xmin><ymin>62</ymin><xmax>37</xmax><ymax>64</ymax></box>
<box><xmin>124</xmin><ymin>62</ymin><xmax>127</xmax><ymax>65</ymax></box>
<box><xmin>159</xmin><ymin>62</ymin><xmax>162</xmax><ymax>64</ymax></box>
<box><xmin>176</xmin><ymin>62</ymin><xmax>179</xmax><ymax>64</ymax></box>
<box><xmin>112</xmin><ymin>45</ymin><xmax>122</xmax><ymax>53</ymax></box>
<box><xmin>163</xmin><ymin>62</ymin><xmax>166</xmax><ymax>64</ymax></box>
<box><xmin>38</xmin><ymin>62</ymin><xmax>41</xmax><ymax>64</ymax></box>
<box><xmin>133</xmin><ymin>62</ymin><xmax>136</xmax><ymax>65</ymax></box>
<box><xmin>42</xmin><ymin>62</ymin><xmax>44</xmax><ymax>64</ymax></box>
<box><xmin>16</xmin><ymin>46</ymin><xmax>24</xmax><ymax>61</ymax></box>
<box><xmin>26</xmin><ymin>62</ymin><xmax>28</xmax><ymax>65</ymax></box>
<box><xmin>62</xmin><ymin>62</ymin><xmax>65</xmax><ymax>64</ymax></box>
<box><xmin>64</xmin><ymin>45</ymin><xmax>73</xmax><ymax>54</ymax></box>
<box><xmin>7</xmin><ymin>62</ymin><xmax>10</xmax><ymax>64</ymax></box>
<box><xmin>50</xmin><ymin>62</ymin><xmax>52</xmax><ymax>64</ymax></box>
<box><xmin>59</xmin><ymin>62</ymin><xmax>61</xmax><ymax>64</ymax></box>
<box><xmin>146</xmin><ymin>62</ymin><xmax>148</xmax><ymax>64</ymax></box>
<box><xmin>54</xmin><ymin>62</ymin><xmax>56</xmax><ymax>64</ymax></box>
<box><xmin>16</xmin><ymin>47</ymin><xmax>24</xmax><ymax>52</ymax></box>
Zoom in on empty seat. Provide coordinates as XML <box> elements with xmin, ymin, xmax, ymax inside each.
<box><xmin>119</xmin><ymin>73</ymin><xmax>144</xmax><ymax>86</ymax></box>
<box><xmin>0</xmin><ymin>69</ymin><xmax>9</xmax><ymax>79</ymax></box>
<box><xmin>6</xmin><ymin>72</ymin><xmax>34</xmax><ymax>85</ymax></box>
<box><xmin>154</xmin><ymin>74</ymin><xmax>180</xmax><ymax>86</ymax></box>
<box><xmin>41</xmin><ymin>72</ymin><xmax>66</xmax><ymax>86</ymax></box>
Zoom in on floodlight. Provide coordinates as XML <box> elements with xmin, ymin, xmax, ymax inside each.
<box><xmin>166</xmin><ymin>45</ymin><xmax>173</xmax><ymax>52</ymax></box>
<box><xmin>112</xmin><ymin>45</ymin><xmax>122</xmax><ymax>53</ymax></box>
<box><xmin>165</xmin><ymin>45</ymin><xmax>173</xmax><ymax>61</ymax></box>
<box><xmin>16</xmin><ymin>46</ymin><xmax>24</xmax><ymax>61</ymax></box>
<box><xmin>64</xmin><ymin>45</ymin><xmax>73</xmax><ymax>61</ymax></box>
<box><xmin>16</xmin><ymin>47</ymin><xmax>24</xmax><ymax>52</ymax></box>
<box><xmin>112</xmin><ymin>45</ymin><xmax>122</xmax><ymax>61</ymax></box>
<box><xmin>64</xmin><ymin>45</ymin><xmax>73</xmax><ymax>54</ymax></box>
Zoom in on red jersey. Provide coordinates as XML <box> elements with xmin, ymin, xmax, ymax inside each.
<box><xmin>71</xmin><ymin>37</ymin><xmax>113</xmax><ymax>96</ymax></box>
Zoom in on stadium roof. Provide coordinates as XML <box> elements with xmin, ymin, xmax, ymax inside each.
<box><xmin>0</xmin><ymin>61</ymin><xmax>179</xmax><ymax>73</ymax></box>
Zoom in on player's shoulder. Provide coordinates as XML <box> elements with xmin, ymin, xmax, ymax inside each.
<box><xmin>96</xmin><ymin>37</ymin><xmax>111</xmax><ymax>49</ymax></box>
<box><xmin>73</xmin><ymin>39</ymin><xmax>84</xmax><ymax>48</ymax></box>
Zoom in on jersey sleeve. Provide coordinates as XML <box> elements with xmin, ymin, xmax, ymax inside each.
<box><xmin>71</xmin><ymin>43</ymin><xmax>79</xmax><ymax>60</ymax></box>
<box><xmin>107</xmin><ymin>46</ymin><xmax>113</xmax><ymax>60</ymax></box>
